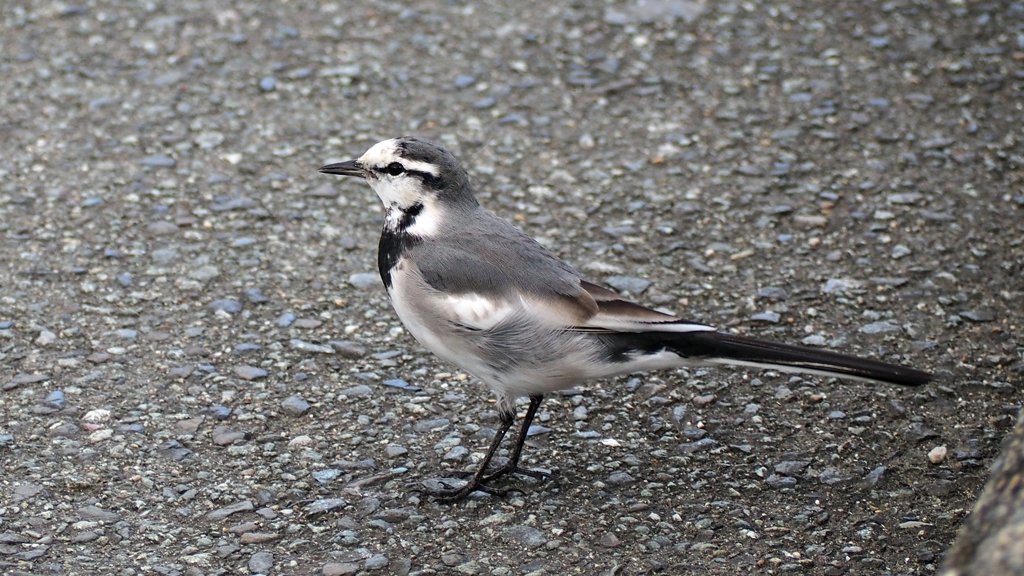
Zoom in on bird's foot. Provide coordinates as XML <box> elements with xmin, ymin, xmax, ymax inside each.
<box><xmin>418</xmin><ymin>467</ymin><xmax>556</xmax><ymax>502</ymax></box>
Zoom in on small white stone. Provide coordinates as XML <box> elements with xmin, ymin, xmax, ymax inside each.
<box><xmin>88</xmin><ymin>428</ymin><xmax>113</xmax><ymax>443</ymax></box>
<box><xmin>288</xmin><ymin>435</ymin><xmax>314</xmax><ymax>448</ymax></box>
<box><xmin>82</xmin><ymin>409</ymin><xmax>111</xmax><ymax>423</ymax></box>
<box><xmin>928</xmin><ymin>445</ymin><xmax>947</xmax><ymax>464</ymax></box>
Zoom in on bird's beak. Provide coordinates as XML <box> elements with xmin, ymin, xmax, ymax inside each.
<box><xmin>319</xmin><ymin>159</ymin><xmax>365</xmax><ymax>178</ymax></box>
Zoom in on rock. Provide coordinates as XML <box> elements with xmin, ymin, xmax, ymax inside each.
<box><xmin>337</xmin><ymin>385</ymin><xmax>372</xmax><ymax>397</ymax></box>
<box><xmin>598</xmin><ymin>532</ymin><xmax>621</xmax><ymax>547</ymax></box>
<box><xmin>750</xmin><ymin>312</ymin><xmax>781</xmax><ymax>323</ymax></box>
<box><xmin>860</xmin><ymin>321</ymin><xmax>900</xmax><ymax>334</ymax></box>
<box><xmin>208</xmin><ymin>299</ymin><xmax>242</xmax><ymax>313</ymax></box>
<box><xmin>290</xmin><ymin>339</ymin><xmax>334</xmax><ymax>353</ymax></box>
<box><xmin>248</xmin><ymin>550</ymin><xmax>273</xmax><ymax>573</ymax></box>
<box><xmin>364</xmin><ymin>554</ymin><xmax>388</xmax><ymax>570</ymax></box>
<box><xmin>240</xmin><ymin>533</ymin><xmax>280</xmax><ymax>544</ymax></box>
<box><xmin>822</xmin><ymin>278</ymin><xmax>863</xmax><ymax>294</ymax></box>
<box><xmin>146</xmin><ymin>221</ymin><xmax>179</xmax><ymax>236</ymax></box>
<box><xmin>774</xmin><ymin>461</ymin><xmax>810</xmax><ymax>475</ymax></box>
<box><xmin>757</xmin><ymin>286</ymin><xmax>789</xmax><ymax>300</ymax></box>
<box><xmin>234</xmin><ymin>365</ymin><xmax>267</xmax><ymax>380</ymax></box>
<box><xmin>961</xmin><ymin>310</ymin><xmax>995</xmax><ymax>323</ymax></box>
<box><xmin>329</xmin><ymin>340</ymin><xmax>367</xmax><ymax>357</ymax></box>
<box><xmin>212</xmin><ymin>427</ymin><xmax>246</xmax><ymax>445</ymax></box>
<box><xmin>322</xmin><ymin>563</ymin><xmax>359</xmax><ymax>576</ymax></box>
<box><xmin>348</xmin><ymin>273</ymin><xmax>379</xmax><ymax>289</ymax></box>
<box><xmin>78</xmin><ymin>505</ymin><xmax>120</xmax><ymax>522</ymax></box>
<box><xmin>305</xmin><ymin>498</ymin><xmax>346</xmax><ymax>515</ymax></box>
<box><xmin>281</xmin><ymin>395</ymin><xmax>310</xmax><ymax>416</ymax></box>
<box><xmin>82</xmin><ymin>409</ymin><xmax>111</xmax><ymax>423</ymax></box>
<box><xmin>929</xmin><ymin>445</ymin><xmax>948</xmax><ymax>464</ymax></box>
<box><xmin>139</xmin><ymin>154</ymin><xmax>176</xmax><ymax>167</ymax></box>
<box><xmin>4</xmin><ymin>372</ymin><xmax>49</xmax><ymax>391</ymax></box>
<box><xmin>506</xmin><ymin>525</ymin><xmax>546</xmax><ymax>549</ymax></box>
<box><xmin>605</xmin><ymin>275</ymin><xmax>651</xmax><ymax>294</ymax></box>
<box><xmin>607</xmin><ymin>472</ymin><xmax>636</xmax><ymax>485</ymax></box>
<box><xmin>413</xmin><ymin>418</ymin><xmax>450</xmax><ymax>432</ymax></box>
<box><xmin>205</xmin><ymin>500</ymin><xmax>254</xmax><ymax>521</ymax></box>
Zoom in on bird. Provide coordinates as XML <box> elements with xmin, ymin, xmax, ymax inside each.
<box><xmin>320</xmin><ymin>136</ymin><xmax>933</xmax><ymax>500</ymax></box>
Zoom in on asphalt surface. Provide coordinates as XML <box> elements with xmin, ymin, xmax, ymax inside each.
<box><xmin>1</xmin><ymin>1</ymin><xmax>1023</xmax><ymax>575</ymax></box>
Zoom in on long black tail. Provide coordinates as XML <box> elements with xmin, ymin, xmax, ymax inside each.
<box><xmin>664</xmin><ymin>330</ymin><xmax>932</xmax><ymax>386</ymax></box>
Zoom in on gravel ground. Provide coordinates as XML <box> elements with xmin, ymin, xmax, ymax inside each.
<box><xmin>1</xmin><ymin>1</ymin><xmax>1022</xmax><ymax>575</ymax></box>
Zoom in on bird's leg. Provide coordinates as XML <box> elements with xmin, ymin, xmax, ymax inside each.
<box><xmin>481</xmin><ymin>395</ymin><xmax>551</xmax><ymax>483</ymax></box>
<box><xmin>425</xmin><ymin>403</ymin><xmax>518</xmax><ymax>500</ymax></box>
<box><xmin>426</xmin><ymin>395</ymin><xmax>552</xmax><ymax>500</ymax></box>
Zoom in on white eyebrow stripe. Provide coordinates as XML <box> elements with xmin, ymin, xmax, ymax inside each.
<box><xmin>397</xmin><ymin>158</ymin><xmax>440</xmax><ymax>176</ymax></box>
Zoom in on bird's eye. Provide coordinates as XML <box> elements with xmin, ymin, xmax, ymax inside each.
<box><xmin>385</xmin><ymin>162</ymin><xmax>405</xmax><ymax>176</ymax></box>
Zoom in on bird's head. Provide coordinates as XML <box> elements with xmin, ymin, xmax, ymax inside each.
<box><xmin>320</xmin><ymin>137</ymin><xmax>478</xmax><ymax>223</ymax></box>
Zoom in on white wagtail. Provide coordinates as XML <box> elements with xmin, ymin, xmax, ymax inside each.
<box><xmin>320</xmin><ymin>136</ymin><xmax>933</xmax><ymax>499</ymax></box>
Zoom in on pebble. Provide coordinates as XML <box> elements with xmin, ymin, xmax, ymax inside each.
<box><xmin>607</xmin><ymin>472</ymin><xmax>636</xmax><ymax>485</ymax></box>
<box><xmin>248</xmin><ymin>550</ymin><xmax>274</xmax><ymax>574</ymax></box>
<box><xmin>348</xmin><ymin>272</ymin><xmax>379</xmax><ymax>289</ymax></box>
<box><xmin>240</xmin><ymin>532</ymin><xmax>280</xmax><ymax>544</ymax></box>
<box><xmin>234</xmin><ymin>365</ymin><xmax>268</xmax><ymax>380</ymax></box>
<box><xmin>692</xmin><ymin>394</ymin><xmax>716</xmax><ymax>406</ymax></box>
<box><xmin>275</xmin><ymin>312</ymin><xmax>296</xmax><ymax>327</ymax></box>
<box><xmin>757</xmin><ymin>286</ymin><xmax>788</xmax><ymax>300</ymax></box>
<box><xmin>259</xmin><ymin>76</ymin><xmax>276</xmax><ymax>91</ymax></box>
<box><xmin>928</xmin><ymin>445</ymin><xmax>947</xmax><ymax>464</ymax></box>
<box><xmin>44</xmin><ymin>390</ymin><xmax>65</xmax><ymax>408</ymax></box>
<box><xmin>290</xmin><ymin>339</ymin><xmax>334</xmax><ymax>353</ymax></box>
<box><xmin>766</xmin><ymin>475</ymin><xmax>798</xmax><ymax>488</ymax></box>
<box><xmin>961</xmin><ymin>310</ymin><xmax>995</xmax><ymax>322</ymax></box>
<box><xmin>605</xmin><ymin>275</ymin><xmax>651</xmax><ymax>294</ymax></box>
<box><xmin>139</xmin><ymin>153</ymin><xmax>176</xmax><ymax>167</ymax></box>
<box><xmin>506</xmin><ymin>525</ymin><xmax>547</xmax><ymax>549</ymax></box>
<box><xmin>864</xmin><ymin>466</ymin><xmax>888</xmax><ymax>486</ymax></box>
<box><xmin>414</xmin><ymin>418</ymin><xmax>450</xmax><ymax>432</ymax></box>
<box><xmin>385</xmin><ymin>445</ymin><xmax>408</xmax><ymax>458</ymax></box>
<box><xmin>598</xmin><ymin>532</ymin><xmax>621</xmax><ymax>548</ymax></box>
<box><xmin>206</xmin><ymin>404</ymin><xmax>232</xmax><ymax>420</ymax></box>
<box><xmin>243</xmin><ymin>287</ymin><xmax>268</xmax><ymax>303</ymax></box>
<box><xmin>444</xmin><ymin>446</ymin><xmax>469</xmax><ymax>460</ymax></box>
<box><xmin>801</xmin><ymin>334</ymin><xmax>827</xmax><ymax>346</ymax></box>
<box><xmin>189</xmin><ymin>264</ymin><xmax>220</xmax><ymax>281</ymax></box>
<box><xmin>750</xmin><ymin>312</ymin><xmax>780</xmax><ymax>323</ymax></box>
<box><xmin>281</xmin><ymin>395</ymin><xmax>311</xmax><ymax>416</ymax></box>
<box><xmin>233</xmin><ymin>343</ymin><xmax>262</xmax><ymax>354</ymax></box>
<box><xmin>35</xmin><ymin>330</ymin><xmax>57</xmax><ymax>345</ymax></box>
<box><xmin>205</xmin><ymin>500</ymin><xmax>254</xmax><ymax>521</ymax></box>
<box><xmin>382</xmin><ymin>378</ymin><xmax>421</xmax><ymax>391</ymax></box>
<box><xmin>453</xmin><ymin>74</ymin><xmax>476</xmax><ymax>87</ymax></box>
<box><xmin>212</xmin><ymin>427</ymin><xmax>246</xmax><ymax>445</ymax></box>
<box><xmin>79</xmin><ymin>505</ymin><xmax>120</xmax><ymax>522</ymax></box>
<box><xmin>305</xmin><ymin>498</ymin><xmax>347</xmax><ymax>515</ymax></box>
<box><xmin>208</xmin><ymin>298</ymin><xmax>243</xmax><ymax>313</ymax></box>
<box><xmin>860</xmin><ymin>320</ymin><xmax>900</xmax><ymax>334</ymax></box>
<box><xmin>82</xmin><ymin>409</ymin><xmax>111</xmax><ymax>423</ymax></box>
<box><xmin>821</xmin><ymin>278</ymin><xmax>863</xmax><ymax>294</ymax></box>
<box><xmin>89</xmin><ymin>428</ymin><xmax>113</xmax><ymax>442</ymax></box>
<box><xmin>322</xmin><ymin>563</ymin><xmax>360</xmax><ymax>576</ymax></box>
<box><xmin>337</xmin><ymin>384</ymin><xmax>372</xmax><ymax>397</ymax></box>
<box><xmin>364</xmin><ymin>554</ymin><xmax>389</xmax><ymax>570</ymax></box>
<box><xmin>312</xmin><ymin>469</ymin><xmax>340</xmax><ymax>483</ymax></box>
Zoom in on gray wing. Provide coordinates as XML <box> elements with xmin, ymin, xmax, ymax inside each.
<box><xmin>407</xmin><ymin>208</ymin><xmax>600</xmax><ymax>321</ymax></box>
